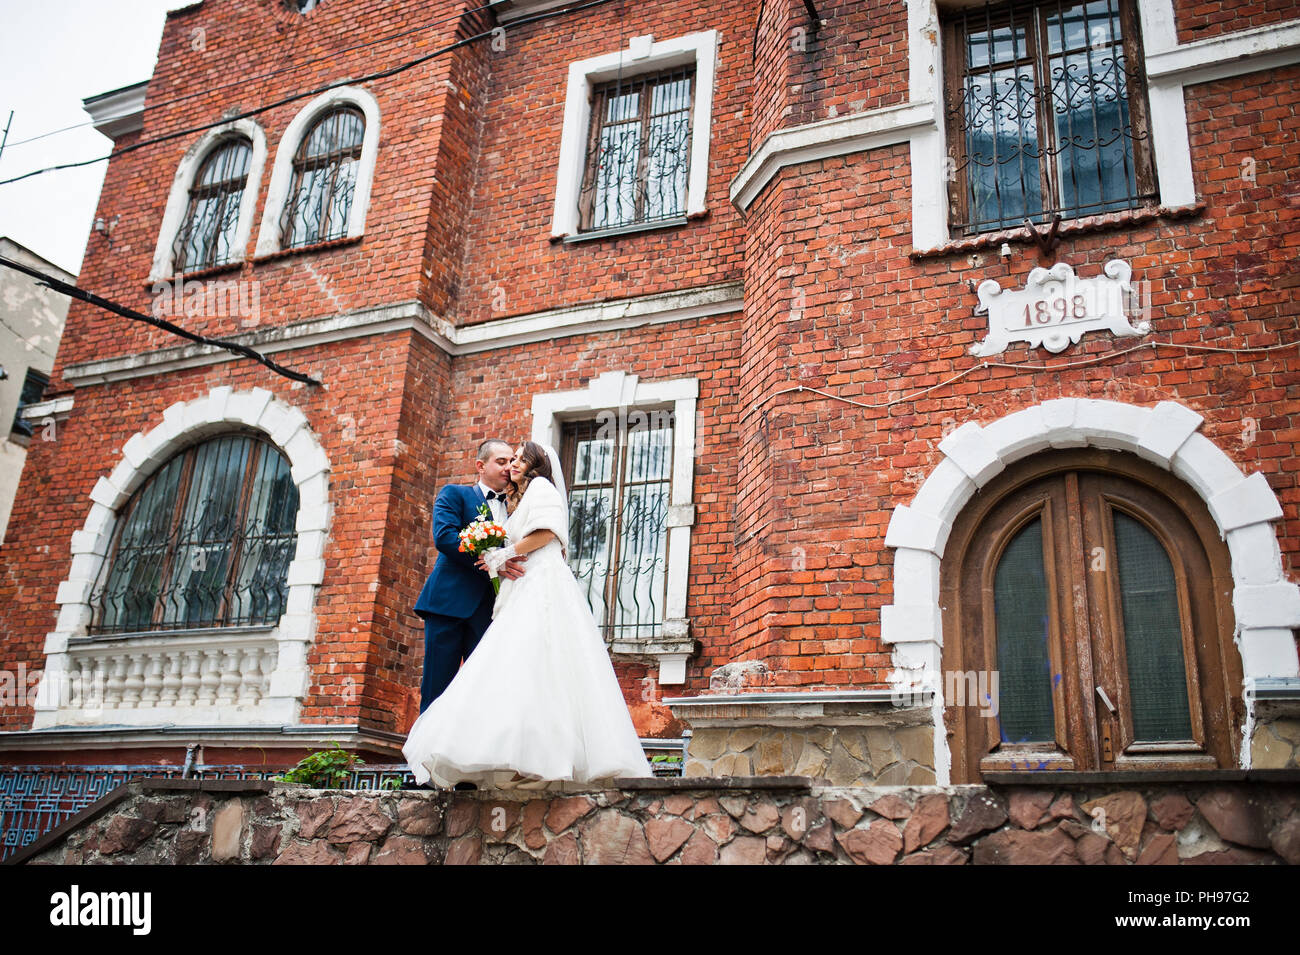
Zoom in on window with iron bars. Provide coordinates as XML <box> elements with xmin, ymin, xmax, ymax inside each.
<box><xmin>943</xmin><ymin>0</ymin><xmax>1157</xmax><ymax>236</ymax></box>
<box><xmin>561</xmin><ymin>412</ymin><xmax>674</xmax><ymax>643</ymax></box>
<box><xmin>280</xmin><ymin>107</ymin><xmax>364</xmax><ymax>249</ymax></box>
<box><xmin>578</xmin><ymin>67</ymin><xmax>695</xmax><ymax>233</ymax></box>
<box><xmin>171</xmin><ymin>137</ymin><xmax>252</xmax><ymax>273</ymax></box>
<box><xmin>90</xmin><ymin>434</ymin><xmax>299</xmax><ymax>635</ymax></box>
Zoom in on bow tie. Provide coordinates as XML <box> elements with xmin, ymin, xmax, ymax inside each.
<box><xmin>484</xmin><ymin>490</ymin><xmax>506</xmax><ymax>501</ymax></box>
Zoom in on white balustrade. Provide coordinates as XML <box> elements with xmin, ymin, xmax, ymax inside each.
<box><xmin>50</xmin><ymin>632</ymin><xmax>281</xmax><ymax>724</ymax></box>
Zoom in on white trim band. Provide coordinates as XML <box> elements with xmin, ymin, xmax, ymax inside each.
<box><xmin>60</xmin><ymin>284</ymin><xmax>743</xmax><ymax>386</ymax></box>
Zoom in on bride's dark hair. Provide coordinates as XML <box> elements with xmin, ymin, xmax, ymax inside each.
<box><xmin>506</xmin><ymin>440</ymin><xmax>553</xmax><ymax>512</ymax></box>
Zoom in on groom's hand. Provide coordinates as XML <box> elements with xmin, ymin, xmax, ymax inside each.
<box><xmin>499</xmin><ymin>555</ymin><xmax>527</xmax><ymax>580</ymax></box>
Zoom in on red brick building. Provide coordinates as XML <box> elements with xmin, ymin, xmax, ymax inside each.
<box><xmin>1</xmin><ymin>0</ymin><xmax>1297</xmax><ymax>800</ymax></box>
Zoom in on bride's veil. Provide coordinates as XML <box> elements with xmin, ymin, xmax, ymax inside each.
<box><xmin>541</xmin><ymin>443</ymin><xmax>568</xmax><ymax>512</ymax></box>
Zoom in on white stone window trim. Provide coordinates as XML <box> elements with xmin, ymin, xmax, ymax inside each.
<box><xmin>148</xmin><ymin>119</ymin><xmax>268</xmax><ymax>282</ymax></box>
<box><xmin>550</xmin><ymin>30</ymin><xmax>718</xmax><ymax>240</ymax></box>
<box><xmin>728</xmin><ymin>1</ymin><xmax>1300</xmax><ymax>245</ymax></box>
<box><xmin>254</xmin><ymin>85</ymin><xmax>381</xmax><ymax>257</ymax></box>
<box><xmin>907</xmin><ymin>0</ymin><xmax>1300</xmax><ymax>247</ymax></box>
<box><xmin>530</xmin><ymin>371</ymin><xmax>699</xmax><ymax>684</ymax></box>
<box><xmin>882</xmin><ymin>397</ymin><xmax>1300</xmax><ymax>781</ymax></box>
<box><xmin>34</xmin><ymin>386</ymin><xmax>332</xmax><ymax>729</ymax></box>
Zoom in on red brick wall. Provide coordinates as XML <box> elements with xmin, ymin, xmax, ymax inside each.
<box><xmin>729</xmin><ymin>66</ymin><xmax>1300</xmax><ymax>686</ymax></box>
<box><xmin>788</xmin><ymin>0</ymin><xmax>908</xmax><ymax>127</ymax></box>
<box><xmin>452</xmin><ymin>1</ymin><xmax>750</xmax><ymax>327</ymax></box>
<box><xmin>50</xmin><ymin>0</ymin><xmax>478</xmax><ymax>387</ymax></box>
<box><xmin>752</xmin><ymin>0</ymin><xmax>794</xmax><ymax>145</ymax></box>
<box><xmin>1174</xmin><ymin>0</ymin><xmax>1299</xmax><ymax>44</ymax></box>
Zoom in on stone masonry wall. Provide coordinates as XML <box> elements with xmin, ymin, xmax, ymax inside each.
<box><xmin>1252</xmin><ymin>716</ymin><xmax>1300</xmax><ymax>769</ymax></box>
<box><xmin>684</xmin><ymin>719</ymin><xmax>935</xmax><ymax>786</ymax></box>
<box><xmin>21</xmin><ymin>777</ymin><xmax>1300</xmax><ymax>866</ymax></box>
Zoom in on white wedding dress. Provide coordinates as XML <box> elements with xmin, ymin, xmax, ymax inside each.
<box><xmin>402</xmin><ymin>474</ymin><xmax>654</xmax><ymax>789</ymax></box>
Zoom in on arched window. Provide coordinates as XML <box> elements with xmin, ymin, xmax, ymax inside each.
<box><xmin>280</xmin><ymin>107</ymin><xmax>364</xmax><ymax>249</ymax></box>
<box><xmin>940</xmin><ymin>448</ymin><xmax>1242</xmax><ymax>782</ymax></box>
<box><xmin>171</xmin><ymin>138</ymin><xmax>253</xmax><ymax>273</ymax></box>
<box><xmin>91</xmin><ymin>434</ymin><xmax>299</xmax><ymax>634</ymax></box>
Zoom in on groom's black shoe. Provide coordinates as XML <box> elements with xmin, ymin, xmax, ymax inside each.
<box><xmin>453</xmin><ymin>781</ymin><xmax>478</xmax><ymax>791</ymax></box>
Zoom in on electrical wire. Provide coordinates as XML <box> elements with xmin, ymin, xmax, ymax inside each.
<box><xmin>0</xmin><ymin>0</ymin><xmax>616</xmax><ymax>187</ymax></box>
<box><xmin>0</xmin><ymin>255</ymin><xmax>320</xmax><ymax>386</ymax></box>
<box><xmin>745</xmin><ymin>336</ymin><xmax>1300</xmax><ymax>420</ymax></box>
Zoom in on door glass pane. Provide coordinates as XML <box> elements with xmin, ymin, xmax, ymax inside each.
<box><xmin>1112</xmin><ymin>511</ymin><xmax>1194</xmax><ymax>741</ymax></box>
<box><xmin>993</xmin><ymin>517</ymin><xmax>1055</xmax><ymax>743</ymax></box>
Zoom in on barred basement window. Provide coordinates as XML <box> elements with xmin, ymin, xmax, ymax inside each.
<box><xmin>578</xmin><ymin>67</ymin><xmax>695</xmax><ymax>232</ymax></box>
<box><xmin>942</xmin><ymin>0</ymin><xmax>1157</xmax><ymax>235</ymax></box>
<box><xmin>90</xmin><ymin>435</ymin><xmax>299</xmax><ymax>634</ymax></box>
<box><xmin>561</xmin><ymin>412</ymin><xmax>674</xmax><ymax>641</ymax></box>
<box><xmin>172</xmin><ymin>137</ymin><xmax>253</xmax><ymax>273</ymax></box>
<box><xmin>280</xmin><ymin>107</ymin><xmax>364</xmax><ymax>249</ymax></box>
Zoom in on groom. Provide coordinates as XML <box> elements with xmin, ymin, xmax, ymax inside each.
<box><xmin>414</xmin><ymin>439</ymin><xmax>526</xmax><ymax>712</ymax></box>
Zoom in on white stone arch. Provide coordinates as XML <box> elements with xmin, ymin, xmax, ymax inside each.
<box><xmin>882</xmin><ymin>398</ymin><xmax>1300</xmax><ymax>779</ymax></box>
<box><xmin>34</xmin><ymin>386</ymin><xmax>331</xmax><ymax>728</ymax></box>
<box><xmin>254</xmin><ymin>85</ymin><xmax>382</xmax><ymax>256</ymax></box>
<box><xmin>148</xmin><ymin>118</ymin><xmax>269</xmax><ymax>282</ymax></box>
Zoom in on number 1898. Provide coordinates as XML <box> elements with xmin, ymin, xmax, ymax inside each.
<box><xmin>1024</xmin><ymin>294</ymin><xmax>1087</xmax><ymax>326</ymax></box>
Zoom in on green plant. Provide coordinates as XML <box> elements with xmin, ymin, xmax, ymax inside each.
<box><xmin>275</xmin><ymin>742</ymin><xmax>364</xmax><ymax>788</ymax></box>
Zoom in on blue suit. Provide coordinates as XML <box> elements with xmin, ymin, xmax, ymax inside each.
<box><xmin>414</xmin><ymin>483</ymin><xmax>497</xmax><ymax>711</ymax></box>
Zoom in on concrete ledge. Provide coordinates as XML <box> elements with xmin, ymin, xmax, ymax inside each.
<box><xmin>983</xmin><ymin>769</ymin><xmax>1300</xmax><ymax>786</ymax></box>
<box><xmin>0</xmin><ymin>723</ymin><xmax>407</xmax><ymax>757</ymax></box>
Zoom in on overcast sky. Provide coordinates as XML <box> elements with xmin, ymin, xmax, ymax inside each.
<box><xmin>0</xmin><ymin>1</ymin><xmax>183</xmax><ymax>275</ymax></box>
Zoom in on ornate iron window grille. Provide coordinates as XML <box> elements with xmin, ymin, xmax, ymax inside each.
<box><xmin>279</xmin><ymin>107</ymin><xmax>364</xmax><ymax>249</ymax></box>
<box><xmin>90</xmin><ymin>434</ymin><xmax>299</xmax><ymax>635</ymax></box>
<box><xmin>578</xmin><ymin>66</ymin><xmax>695</xmax><ymax>232</ymax></box>
<box><xmin>171</xmin><ymin>138</ymin><xmax>253</xmax><ymax>274</ymax></box>
<box><xmin>943</xmin><ymin>0</ymin><xmax>1157</xmax><ymax>236</ymax></box>
<box><xmin>562</xmin><ymin>413</ymin><xmax>674</xmax><ymax>643</ymax></box>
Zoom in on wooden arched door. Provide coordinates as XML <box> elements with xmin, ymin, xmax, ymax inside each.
<box><xmin>940</xmin><ymin>449</ymin><xmax>1242</xmax><ymax>782</ymax></box>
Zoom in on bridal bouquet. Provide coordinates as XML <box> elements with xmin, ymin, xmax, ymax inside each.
<box><xmin>458</xmin><ymin>504</ymin><xmax>508</xmax><ymax>593</ymax></box>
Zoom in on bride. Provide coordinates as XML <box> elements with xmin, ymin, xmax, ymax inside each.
<box><xmin>402</xmin><ymin>440</ymin><xmax>654</xmax><ymax>789</ymax></box>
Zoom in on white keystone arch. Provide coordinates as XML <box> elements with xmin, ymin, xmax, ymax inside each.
<box><xmin>882</xmin><ymin>398</ymin><xmax>1300</xmax><ymax>779</ymax></box>
<box><xmin>33</xmin><ymin>386</ymin><xmax>331</xmax><ymax>728</ymax></box>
